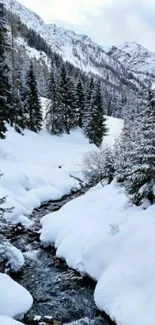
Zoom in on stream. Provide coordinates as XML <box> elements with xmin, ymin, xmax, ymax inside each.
<box><xmin>6</xmin><ymin>187</ymin><xmax>111</xmax><ymax>325</ymax></box>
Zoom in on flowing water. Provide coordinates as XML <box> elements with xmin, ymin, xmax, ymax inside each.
<box><xmin>7</xmin><ymin>188</ymin><xmax>111</xmax><ymax>325</ymax></box>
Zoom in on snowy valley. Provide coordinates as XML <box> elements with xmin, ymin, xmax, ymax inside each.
<box><xmin>0</xmin><ymin>0</ymin><xmax>150</xmax><ymax>118</ymax></box>
<box><xmin>0</xmin><ymin>1</ymin><xmax>155</xmax><ymax>325</ymax></box>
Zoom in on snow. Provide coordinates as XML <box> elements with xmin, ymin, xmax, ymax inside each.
<box><xmin>0</xmin><ymin>273</ymin><xmax>33</xmax><ymax>319</ymax></box>
<box><xmin>105</xmin><ymin>41</ymin><xmax>155</xmax><ymax>84</ymax></box>
<box><xmin>0</xmin><ymin>115</ymin><xmax>121</xmax><ymax>226</ymax></box>
<box><xmin>0</xmin><ymin>241</ymin><xmax>24</xmax><ymax>272</ymax></box>
<box><xmin>15</xmin><ymin>37</ymin><xmax>51</xmax><ymax>69</ymax></box>
<box><xmin>104</xmin><ymin>116</ymin><xmax>123</xmax><ymax>146</ymax></box>
<box><xmin>5</xmin><ymin>245</ymin><xmax>25</xmax><ymax>272</ymax></box>
<box><xmin>40</xmin><ymin>181</ymin><xmax>155</xmax><ymax>325</ymax></box>
<box><xmin>2</xmin><ymin>0</ymin><xmax>127</xmax><ymax>88</ymax></box>
<box><xmin>0</xmin><ymin>126</ymin><xmax>92</xmax><ymax>225</ymax></box>
<box><xmin>0</xmin><ymin>316</ymin><xmax>24</xmax><ymax>325</ymax></box>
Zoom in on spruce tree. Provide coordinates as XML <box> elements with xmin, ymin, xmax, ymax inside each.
<box><xmin>76</xmin><ymin>79</ymin><xmax>85</xmax><ymax>128</ymax></box>
<box><xmin>26</xmin><ymin>62</ymin><xmax>42</xmax><ymax>132</ymax></box>
<box><xmin>59</xmin><ymin>64</ymin><xmax>76</xmax><ymax>134</ymax></box>
<box><xmin>83</xmin><ymin>77</ymin><xmax>94</xmax><ymax>135</ymax></box>
<box><xmin>10</xmin><ymin>70</ymin><xmax>27</xmax><ymax>132</ymax></box>
<box><xmin>125</xmin><ymin>90</ymin><xmax>155</xmax><ymax>205</ymax></box>
<box><xmin>103</xmin><ymin>146</ymin><xmax>115</xmax><ymax>184</ymax></box>
<box><xmin>114</xmin><ymin>116</ymin><xmax>135</xmax><ymax>183</ymax></box>
<box><xmin>87</xmin><ymin>81</ymin><xmax>107</xmax><ymax>147</ymax></box>
<box><xmin>46</xmin><ymin>63</ymin><xmax>62</xmax><ymax>134</ymax></box>
<box><xmin>0</xmin><ymin>4</ymin><xmax>11</xmax><ymax>138</ymax></box>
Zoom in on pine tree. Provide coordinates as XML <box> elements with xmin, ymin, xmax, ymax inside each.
<box><xmin>17</xmin><ymin>74</ymin><xmax>30</xmax><ymax>130</ymax></box>
<box><xmin>114</xmin><ymin>116</ymin><xmax>135</xmax><ymax>183</ymax></box>
<box><xmin>0</xmin><ymin>4</ymin><xmax>11</xmax><ymax>138</ymax></box>
<box><xmin>59</xmin><ymin>64</ymin><xmax>76</xmax><ymax>134</ymax></box>
<box><xmin>83</xmin><ymin>77</ymin><xmax>94</xmax><ymax>134</ymax></box>
<box><xmin>46</xmin><ymin>63</ymin><xmax>63</xmax><ymax>134</ymax></box>
<box><xmin>26</xmin><ymin>62</ymin><xmax>42</xmax><ymax>132</ymax></box>
<box><xmin>87</xmin><ymin>81</ymin><xmax>107</xmax><ymax>147</ymax></box>
<box><xmin>76</xmin><ymin>79</ymin><xmax>85</xmax><ymax>128</ymax></box>
<box><xmin>103</xmin><ymin>146</ymin><xmax>115</xmax><ymax>184</ymax></box>
<box><xmin>125</xmin><ymin>90</ymin><xmax>155</xmax><ymax>205</ymax></box>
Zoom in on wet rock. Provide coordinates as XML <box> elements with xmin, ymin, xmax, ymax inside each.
<box><xmin>24</xmin><ymin>314</ymin><xmax>62</xmax><ymax>325</ymax></box>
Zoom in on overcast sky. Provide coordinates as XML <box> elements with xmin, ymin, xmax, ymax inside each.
<box><xmin>18</xmin><ymin>0</ymin><xmax>155</xmax><ymax>52</ymax></box>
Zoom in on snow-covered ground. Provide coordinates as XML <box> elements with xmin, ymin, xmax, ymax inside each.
<box><xmin>0</xmin><ymin>116</ymin><xmax>122</xmax><ymax>226</ymax></box>
<box><xmin>0</xmin><ymin>316</ymin><xmax>24</xmax><ymax>325</ymax></box>
<box><xmin>0</xmin><ymin>273</ymin><xmax>32</xmax><ymax>323</ymax></box>
<box><xmin>40</xmin><ymin>181</ymin><xmax>155</xmax><ymax>325</ymax></box>
<box><xmin>0</xmin><ymin>115</ymin><xmax>123</xmax><ymax>324</ymax></box>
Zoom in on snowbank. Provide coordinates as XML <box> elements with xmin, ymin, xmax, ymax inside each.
<box><xmin>0</xmin><ymin>273</ymin><xmax>33</xmax><ymax>319</ymax></box>
<box><xmin>0</xmin><ymin>116</ymin><xmax>122</xmax><ymax>226</ymax></box>
<box><xmin>0</xmin><ymin>315</ymin><xmax>24</xmax><ymax>325</ymax></box>
<box><xmin>104</xmin><ymin>116</ymin><xmax>123</xmax><ymax>147</ymax></box>
<box><xmin>5</xmin><ymin>245</ymin><xmax>25</xmax><ymax>272</ymax></box>
<box><xmin>40</xmin><ymin>182</ymin><xmax>155</xmax><ymax>325</ymax></box>
<box><xmin>0</xmin><ymin>126</ymin><xmax>94</xmax><ymax>226</ymax></box>
<box><xmin>0</xmin><ymin>242</ymin><xmax>24</xmax><ymax>272</ymax></box>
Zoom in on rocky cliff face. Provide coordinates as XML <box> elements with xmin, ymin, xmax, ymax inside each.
<box><xmin>2</xmin><ymin>0</ymin><xmax>146</xmax><ymax>94</ymax></box>
<box><xmin>105</xmin><ymin>41</ymin><xmax>155</xmax><ymax>86</ymax></box>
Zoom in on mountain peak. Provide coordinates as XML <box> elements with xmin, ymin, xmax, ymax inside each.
<box><xmin>1</xmin><ymin>0</ymin><xmax>127</xmax><ymax>84</ymax></box>
<box><xmin>104</xmin><ymin>41</ymin><xmax>155</xmax><ymax>78</ymax></box>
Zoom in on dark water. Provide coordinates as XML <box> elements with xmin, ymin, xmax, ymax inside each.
<box><xmin>9</xmin><ymin>189</ymin><xmax>109</xmax><ymax>325</ymax></box>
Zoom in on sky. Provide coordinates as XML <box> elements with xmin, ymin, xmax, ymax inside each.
<box><xmin>17</xmin><ymin>0</ymin><xmax>155</xmax><ymax>52</ymax></box>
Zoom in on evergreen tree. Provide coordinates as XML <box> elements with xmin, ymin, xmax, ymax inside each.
<box><xmin>125</xmin><ymin>90</ymin><xmax>155</xmax><ymax>205</ymax></box>
<box><xmin>17</xmin><ymin>74</ymin><xmax>30</xmax><ymax>130</ymax></box>
<box><xmin>76</xmin><ymin>79</ymin><xmax>85</xmax><ymax>128</ymax></box>
<box><xmin>114</xmin><ymin>116</ymin><xmax>135</xmax><ymax>183</ymax></box>
<box><xmin>26</xmin><ymin>62</ymin><xmax>42</xmax><ymax>132</ymax></box>
<box><xmin>103</xmin><ymin>146</ymin><xmax>115</xmax><ymax>184</ymax></box>
<box><xmin>0</xmin><ymin>4</ymin><xmax>11</xmax><ymax>138</ymax></box>
<box><xmin>86</xmin><ymin>81</ymin><xmax>107</xmax><ymax>147</ymax></box>
<box><xmin>46</xmin><ymin>63</ymin><xmax>63</xmax><ymax>134</ymax></box>
<box><xmin>83</xmin><ymin>77</ymin><xmax>94</xmax><ymax>134</ymax></box>
<box><xmin>59</xmin><ymin>64</ymin><xmax>76</xmax><ymax>134</ymax></box>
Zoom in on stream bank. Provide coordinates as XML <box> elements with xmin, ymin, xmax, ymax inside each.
<box><xmin>5</xmin><ymin>187</ymin><xmax>115</xmax><ymax>325</ymax></box>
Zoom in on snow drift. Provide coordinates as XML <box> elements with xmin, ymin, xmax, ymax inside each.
<box><xmin>0</xmin><ymin>126</ymin><xmax>94</xmax><ymax>226</ymax></box>
<box><xmin>0</xmin><ymin>116</ymin><xmax>122</xmax><ymax>226</ymax></box>
<box><xmin>0</xmin><ymin>316</ymin><xmax>24</xmax><ymax>325</ymax></box>
<box><xmin>40</xmin><ymin>182</ymin><xmax>155</xmax><ymax>325</ymax></box>
<box><xmin>0</xmin><ymin>273</ymin><xmax>32</xmax><ymax>319</ymax></box>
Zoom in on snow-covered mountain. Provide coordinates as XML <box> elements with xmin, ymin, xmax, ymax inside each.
<box><xmin>1</xmin><ymin>0</ymin><xmax>144</xmax><ymax>93</ymax></box>
<box><xmin>2</xmin><ymin>0</ymin><xmax>118</xmax><ymax>72</ymax></box>
<box><xmin>105</xmin><ymin>41</ymin><xmax>155</xmax><ymax>84</ymax></box>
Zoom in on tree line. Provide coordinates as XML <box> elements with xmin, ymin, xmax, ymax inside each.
<box><xmin>83</xmin><ymin>89</ymin><xmax>155</xmax><ymax>205</ymax></box>
<box><xmin>0</xmin><ymin>3</ymin><xmax>154</xmax><ymax>205</ymax></box>
<box><xmin>0</xmin><ymin>3</ymin><xmax>107</xmax><ymax>146</ymax></box>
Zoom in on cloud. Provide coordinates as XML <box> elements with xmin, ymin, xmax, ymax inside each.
<box><xmin>18</xmin><ymin>0</ymin><xmax>155</xmax><ymax>52</ymax></box>
<box><xmin>18</xmin><ymin>0</ymin><xmax>103</xmax><ymax>24</ymax></box>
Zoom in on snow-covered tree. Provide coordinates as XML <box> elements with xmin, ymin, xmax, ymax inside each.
<box><xmin>82</xmin><ymin>146</ymin><xmax>115</xmax><ymax>185</ymax></box>
<box><xmin>114</xmin><ymin>117</ymin><xmax>134</xmax><ymax>183</ymax></box>
<box><xmin>83</xmin><ymin>76</ymin><xmax>94</xmax><ymax>136</ymax></box>
<box><xmin>103</xmin><ymin>146</ymin><xmax>115</xmax><ymax>184</ymax></box>
<box><xmin>0</xmin><ymin>4</ymin><xmax>11</xmax><ymax>138</ymax></box>
<box><xmin>76</xmin><ymin>79</ymin><xmax>85</xmax><ymax>128</ymax></box>
<box><xmin>46</xmin><ymin>63</ymin><xmax>63</xmax><ymax>134</ymax></box>
<box><xmin>82</xmin><ymin>149</ymin><xmax>106</xmax><ymax>185</ymax></box>
<box><xmin>125</xmin><ymin>90</ymin><xmax>155</xmax><ymax>205</ymax></box>
<box><xmin>59</xmin><ymin>64</ymin><xmax>76</xmax><ymax>133</ymax></box>
<box><xmin>86</xmin><ymin>81</ymin><xmax>107</xmax><ymax>147</ymax></box>
<box><xmin>26</xmin><ymin>62</ymin><xmax>42</xmax><ymax>132</ymax></box>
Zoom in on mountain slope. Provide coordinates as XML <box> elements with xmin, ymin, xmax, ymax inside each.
<box><xmin>1</xmin><ymin>0</ymin><xmax>145</xmax><ymax>93</ymax></box>
<box><xmin>105</xmin><ymin>41</ymin><xmax>155</xmax><ymax>84</ymax></box>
